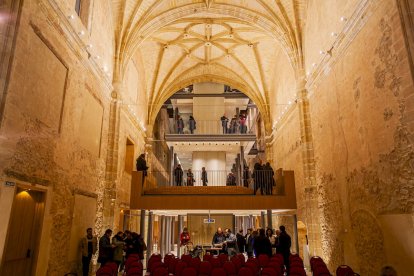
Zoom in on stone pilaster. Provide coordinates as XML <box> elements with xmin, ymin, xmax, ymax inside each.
<box><xmin>296</xmin><ymin>76</ymin><xmax>323</xmax><ymax>257</ymax></box>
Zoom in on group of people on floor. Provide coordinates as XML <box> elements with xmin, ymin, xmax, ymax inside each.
<box><xmin>177</xmin><ymin>226</ymin><xmax>290</xmax><ymax>269</ymax></box>
<box><xmin>220</xmin><ymin>114</ymin><xmax>248</xmax><ymax>134</ymax></box>
<box><xmin>80</xmin><ymin>228</ymin><xmax>146</xmax><ymax>276</ymax></box>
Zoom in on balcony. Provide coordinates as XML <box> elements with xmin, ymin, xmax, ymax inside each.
<box><xmin>166</xmin><ymin>119</ymin><xmax>255</xmax><ymax>136</ymax></box>
<box><xmin>129</xmin><ymin>170</ymin><xmax>297</xmax><ymax>210</ymax></box>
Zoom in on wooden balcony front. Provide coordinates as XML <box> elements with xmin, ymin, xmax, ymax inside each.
<box><xmin>129</xmin><ymin>170</ymin><xmax>297</xmax><ymax>210</ymax></box>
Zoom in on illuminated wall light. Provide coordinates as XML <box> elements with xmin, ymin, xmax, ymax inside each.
<box><xmin>306</xmin><ymin>71</ymin><xmax>310</xmax><ymax>76</ymax></box>
<box><xmin>288</xmin><ymin>101</ymin><xmax>292</xmax><ymax>105</ymax></box>
<box><xmin>340</xmin><ymin>16</ymin><xmax>347</xmax><ymax>22</ymax></box>
<box><xmin>95</xmin><ymin>55</ymin><xmax>101</xmax><ymax>59</ymax></box>
<box><xmin>103</xmin><ymin>66</ymin><xmax>108</xmax><ymax>72</ymax></box>
<box><xmin>312</xmin><ymin>63</ymin><xmax>317</xmax><ymax>67</ymax></box>
<box><xmin>68</xmin><ymin>15</ymin><xmax>74</xmax><ymax>19</ymax></box>
<box><xmin>331</xmin><ymin>32</ymin><xmax>338</xmax><ymax>37</ymax></box>
<box><xmin>86</xmin><ymin>44</ymin><xmax>93</xmax><ymax>49</ymax></box>
<box><xmin>78</xmin><ymin>30</ymin><xmax>85</xmax><ymax>36</ymax></box>
<box><xmin>319</xmin><ymin>50</ymin><xmax>325</xmax><ymax>55</ymax></box>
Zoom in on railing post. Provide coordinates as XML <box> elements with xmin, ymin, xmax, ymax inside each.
<box><xmin>146</xmin><ymin>211</ymin><xmax>153</xmax><ymax>263</ymax></box>
<box><xmin>169</xmin><ymin>146</ymin><xmax>174</xmax><ymax>186</ymax></box>
<box><xmin>140</xmin><ymin>209</ymin><xmax>146</xmax><ymax>237</ymax></box>
<box><xmin>267</xmin><ymin>209</ymin><xmax>272</xmax><ymax>229</ymax></box>
<box><xmin>260</xmin><ymin>211</ymin><xmax>266</xmax><ymax>228</ymax></box>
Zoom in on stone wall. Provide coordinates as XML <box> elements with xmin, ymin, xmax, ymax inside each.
<box><xmin>306</xmin><ymin>0</ymin><xmax>414</xmax><ymax>274</ymax></box>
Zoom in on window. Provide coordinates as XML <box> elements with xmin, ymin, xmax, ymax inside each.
<box><xmin>75</xmin><ymin>0</ymin><xmax>81</xmax><ymax>15</ymax></box>
<box><xmin>74</xmin><ymin>0</ymin><xmax>92</xmax><ymax>30</ymax></box>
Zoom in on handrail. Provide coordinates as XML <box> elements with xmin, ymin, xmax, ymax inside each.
<box><xmin>172</xmin><ymin>119</ymin><xmax>253</xmax><ymax>135</ymax></box>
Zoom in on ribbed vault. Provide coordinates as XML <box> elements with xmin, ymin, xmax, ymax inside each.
<box><xmin>111</xmin><ymin>0</ymin><xmax>306</xmax><ymax>133</ymax></box>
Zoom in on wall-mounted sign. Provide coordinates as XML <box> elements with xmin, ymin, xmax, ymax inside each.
<box><xmin>203</xmin><ymin>218</ymin><xmax>215</xmax><ymax>224</ymax></box>
<box><xmin>4</xmin><ymin>181</ymin><xmax>16</xmax><ymax>187</ymax></box>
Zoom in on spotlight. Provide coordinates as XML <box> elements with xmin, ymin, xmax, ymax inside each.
<box><xmin>306</xmin><ymin>71</ymin><xmax>310</xmax><ymax>76</ymax></box>
<box><xmin>312</xmin><ymin>63</ymin><xmax>317</xmax><ymax>67</ymax></box>
<box><xmin>68</xmin><ymin>15</ymin><xmax>74</xmax><ymax>20</ymax></box>
<box><xmin>340</xmin><ymin>16</ymin><xmax>347</xmax><ymax>22</ymax></box>
<box><xmin>78</xmin><ymin>30</ymin><xmax>85</xmax><ymax>36</ymax></box>
<box><xmin>86</xmin><ymin>44</ymin><xmax>93</xmax><ymax>49</ymax></box>
<box><xmin>319</xmin><ymin>50</ymin><xmax>325</xmax><ymax>55</ymax></box>
<box><xmin>331</xmin><ymin>32</ymin><xmax>338</xmax><ymax>37</ymax></box>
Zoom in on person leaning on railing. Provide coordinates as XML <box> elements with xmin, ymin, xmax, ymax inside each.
<box><xmin>174</xmin><ymin>164</ymin><xmax>183</xmax><ymax>186</ymax></box>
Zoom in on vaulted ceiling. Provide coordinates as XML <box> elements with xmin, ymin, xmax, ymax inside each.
<box><xmin>111</xmin><ymin>0</ymin><xmax>307</xmax><ymax>125</ymax></box>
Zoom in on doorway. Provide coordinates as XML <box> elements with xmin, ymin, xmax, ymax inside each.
<box><xmin>1</xmin><ymin>188</ymin><xmax>45</xmax><ymax>276</ymax></box>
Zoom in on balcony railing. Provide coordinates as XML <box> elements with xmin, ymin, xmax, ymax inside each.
<box><xmin>171</xmin><ymin>119</ymin><xmax>254</xmax><ymax>135</ymax></box>
<box><xmin>142</xmin><ymin>170</ymin><xmax>281</xmax><ymax>194</ymax></box>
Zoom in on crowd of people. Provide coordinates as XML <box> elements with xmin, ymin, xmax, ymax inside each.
<box><xmin>174</xmin><ymin>113</ymin><xmax>249</xmax><ymax>134</ymax></box>
<box><xmin>208</xmin><ymin>226</ymin><xmax>291</xmax><ymax>268</ymax></box>
<box><xmin>80</xmin><ymin>228</ymin><xmax>147</xmax><ymax>276</ymax></box>
<box><xmin>172</xmin><ymin>160</ymin><xmax>275</xmax><ymax>194</ymax></box>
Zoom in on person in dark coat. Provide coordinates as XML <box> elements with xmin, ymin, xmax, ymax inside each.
<box><xmin>177</xmin><ymin>116</ymin><xmax>184</xmax><ymax>134</ymax></box>
<box><xmin>98</xmin><ymin>229</ymin><xmax>115</xmax><ymax>266</ymax></box>
<box><xmin>243</xmin><ymin>165</ymin><xmax>250</xmax><ymax>187</ymax></box>
<box><xmin>253</xmin><ymin>160</ymin><xmax>263</xmax><ymax>195</ymax></box>
<box><xmin>278</xmin><ymin>225</ymin><xmax>292</xmax><ymax>270</ymax></box>
<box><xmin>212</xmin><ymin>227</ymin><xmax>226</xmax><ymax>254</ymax></box>
<box><xmin>264</xmin><ymin>162</ymin><xmax>275</xmax><ymax>195</ymax></box>
<box><xmin>201</xmin><ymin>167</ymin><xmax>208</xmax><ymax>186</ymax></box>
<box><xmin>236</xmin><ymin>229</ymin><xmax>246</xmax><ymax>253</ymax></box>
<box><xmin>253</xmin><ymin>228</ymin><xmax>272</xmax><ymax>257</ymax></box>
<box><xmin>136</xmin><ymin>154</ymin><xmax>148</xmax><ymax>184</ymax></box>
<box><xmin>189</xmin><ymin>115</ymin><xmax>196</xmax><ymax>134</ymax></box>
<box><xmin>226</xmin><ymin>172</ymin><xmax>236</xmax><ymax>186</ymax></box>
<box><xmin>174</xmin><ymin>164</ymin><xmax>183</xmax><ymax>186</ymax></box>
<box><xmin>220</xmin><ymin>115</ymin><xmax>229</xmax><ymax>134</ymax></box>
<box><xmin>245</xmin><ymin>228</ymin><xmax>254</xmax><ymax>257</ymax></box>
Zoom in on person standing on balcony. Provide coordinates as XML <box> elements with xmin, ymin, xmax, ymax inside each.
<box><xmin>264</xmin><ymin>162</ymin><xmax>275</xmax><ymax>195</ymax></box>
<box><xmin>174</xmin><ymin>164</ymin><xmax>183</xmax><ymax>186</ymax></box>
<box><xmin>136</xmin><ymin>154</ymin><xmax>148</xmax><ymax>184</ymax></box>
<box><xmin>220</xmin><ymin>114</ymin><xmax>229</xmax><ymax>134</ymax></box>
<box><xmin>243</xmin><ymin>165</ymin><xmax>250</xmax><ymax>187</ymax></box>
<box><xmin>189</xmin><ymin>115</ymin><xmax>196</xmax><ymax>134</ymax></box>
<box><xmin>253</xmin><ymin>160</ymin><xmax>263</xmax><ymax>195</ymax></box>
<box><xmin>230</xmin><ymin>115</ymin><xmax>237</xmax><ymax>133</ymax></box>
<box><xmin>177</xmin><ymin>116</ymin><xmax>184</xmax><ymax>134</ymax></box>
<box><xmin>239</xmin><ymin>115</ymin><xmax>247</xmax><ymax>133</ymax></box>
<box><xmin>201</xmin><ymin>167</ymin><xmax>208</xmax><ymax>186</ymax></box>
<box><xmin>187</xmin><ymin>168</ymin><xmax>195</xmax><ymax>186</ymax></box>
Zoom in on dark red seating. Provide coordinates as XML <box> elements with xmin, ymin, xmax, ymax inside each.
<box><xmin>261</xmin><ymin>267</ymin><xmax>281</xmax><ymax>276</ymax></box>
<box><xmin>258</xmin><ymin>254</ymin><xmax>270</xmax><ymax>268</ymax></box>
<box><xmin>289</xmin><ymin>266</ymin><xmax>306</xmax><ymax>276</ymax></box>
<box><xmin>96</xmin><ymin>261</ymin><xmax>118</xmax><ymax>276</ymax></box>
<box><xmin>223</xmin><ymin>261</ymin><xmax>237</xmax><ymax>276</ymax></box>
<box><xmin>149</xmin><ymin>261</ymin><xmax>165</xmax><ymax>274</ymax></box>
<box><xmin>209</xmin><ymin>257</ymin><xmax>222</xmax><ymax>268</ymax></box>
<box><xmin>182</xmin><ymin>267</ymin><xmax>198</xmax><ymax>276</ymax></box>
<box><xmin>168</xmin><ymin>257</ymin><xmax>178</xmax><ymax>274</ymax></box>
<box><xmin>153</xmin><ymin>267</ymin><xmax>168</xmax><ymax>276</ymax></box>
<box><xmin>199</xmin><ymin>261</ymin><xmax>213</xmax><ymax>276</ymax></box>
<box><xmin>336</xmin><ymin>265</ymin><xmax>355</xmax><ymax>276</ymax></box>
<box><xmin>164</xmin><ymin>253</ymin><xmax>175</xmax><ymax>267</ymax></box>
<box><xmin>189</xmin><ymin>256</ymin><xmax>201</xmax><ymax>271</ymax></box>
<box><xmin>211</xmin><ymin>267</ymin><xmax>227</xmax><ymax>276</ymax></box>
<box><xmin>126</xmin><ymin>267</ymin><xmax>143</xmax><ymax>276</ymax></box>
<box><xmin>175</xmin><ymin>260</ymin><xmax>188</xmax><ymax>276</ymax></box>
<box><xmin>237</xmin><ymin>267</ymin><xmax>254</xmax><ymax>276</ymax></box>
<box><xmin>244</xmin><ymin>261</ymin><xmax>258</xmax><ymax>275</ymax></box>
<box><xmin>203</xmin><ymin>254</ymin><xmax>213</xmax><ymax>262</ymax></box>
<box><xmin>181</xmin><ymin>254</ymin><xmax>193</xmax><ymax>265</ymax></box>
<box><xmin>231</xmin><ymin>256</ymin><xmax>242</xmax><ymax>272</ymax></box>
<box><xmin>218</xmin><ymin>254</ymin><xmax>228</xmax><ymax>264</ymax></box>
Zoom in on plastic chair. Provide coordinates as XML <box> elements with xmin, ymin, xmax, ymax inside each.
<box><xmin>182</xmin><ymin>267</ymin><xmax>198</xmax><ymax>276</ymax></box>
<box><xmin>153</xmin><ymin>267</ymin><xmax>168</xmax><ymax>276</ymax></box>
<box><xmin>237</xmin><ymin>267</ymin><xmax>254</xmax><ymax>276</ymax></box>
<box><xmin>175</xmin><ymin>261</ymin><xmax>188</xmax><ymax>276</ymax></box>
<box><xmin>336</xmin><ymin>265</ymin><xmax>355</xmax><ymax>276</ymax></box>
<box><xmin>211</xmin><ymin>267</ymin><xmax>227</xmax><ymax>276</ymax></box>
<box><xmin>199</xmin><ymin>261</ymin><xmax>213</xmax><ymax>276</ymax></box>
<box><xmin>223</xmin><ymin>261</ymin><xmax>237</xmax><ymax>276</ymax></box>
<box><xmin>218</xmin><ymin>254</ymin><xmax>229</xmax><ymax>264</ymax></box>
<box><xmin>258</xmin><ymin>254</ymin><xmax>270</xmax><ymax>268</ymax></box>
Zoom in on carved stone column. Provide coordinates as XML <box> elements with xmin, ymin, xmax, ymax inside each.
<box><xmin>296</xmin><ymin>75</ymin><xmax>322</xmax><ymax>256</ymax></box>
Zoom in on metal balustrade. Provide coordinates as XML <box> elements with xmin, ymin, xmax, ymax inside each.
<box><xmin>172</xmin><ymin>119</ymin><xmax>253</xmax><ymax>135</ymax></box>
<box><xmin>143</xmin><ymin>170</ymin><xmax>280</xmax><ymax>195</ymax></box>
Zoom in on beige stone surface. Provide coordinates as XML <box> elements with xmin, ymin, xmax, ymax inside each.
<box><xmin>0</xmin><ymin>0</ymin><xmax>413</xmax><ymax>275</ymax></box>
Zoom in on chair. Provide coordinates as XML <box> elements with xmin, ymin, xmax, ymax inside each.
<box><xmin>261</xmin><ymin>267</ymin><xmax>281</xmax><ymax>276</ymax></box>
<box><xmin>237</xmin><ymin>267</ymin><xmax>254</xmax><ymax>276</ymax></box>
<box><xmin>209</xmin><ymin>257</ymin><xmax>222</xmax><ymax>268</ymax></box>
<box><xmin>266</xmin><ymin>261</ymin><xmax>283</xmax><ymax>274</ymax></box>
<box><xmin>181</xmin><ymin>254</ymin><xmax>193</xmax><ymax>265</ymax></box>
<box><xmin>258</xmin><ymin>254</ymin><xmax>270</xmax><ymax>268</ymax></box>
<box><xmin>189</xmin><ymin>257</ymin><xmax>201</xmax><ymax>271</ymax></box>
<box><xmin>244</xmin><ymin>261</ymin><xmax>258</xmax><ymax>275</ymax></box>
<box><xmin>236</xmin><ymin>254</ymin><xmax>245</xmax><ymax>265</ymax></box>
<box><xmin>336</xmin><ymin>265</ymin><xmax>355</xmax><ymax>276</ymax></box>
<box><xmin>168</xmin><ymin>257</ymin><xmax>178</xmax><ymax>274</ymax></box>
<box><xmin>182</xmin><ymin>267</ymin><xmax>198</xmax><ymax>276</ymax></box>
<box><xmin>218</xmin><ymin>254</ymin><xmax>229</xmax><ymax>264</ymax></box>
<box><xmin>290</xmin><ymin>259</ymin><xmax>304</xmax><ymax>268</ymax></box>
<box><xmin>289</xmin><ymin>266</ymin><xmax>306</xmax><ymax>276</ymax></box>
<box><xmin>126</xmin><ymin>267</ymin><xmax>143</xmax><ymax>276</ymax></box>
<box><xmin>175</xmin><ymin>261</ymin><xmax>188</xmax><ymax>276</ymax></box>
<box><xmin>96</xmin><ymin>266</ymin><xmax>114</xmax><ymax>276</ymax></box>
<box><xmin>313</xmin><ymin>264</ymin><xmax>331</xmax><ymax>276</ymax></box>
<box><xmin>203</xmin><ymin>254</ymin><xmax>213</xmax><ymax>262</ymax></box>
<box><xmin>164</xmin><ymin>254</ymin><xmax>175</xmax><ymax>267</ymax></box>
<box><xmin>126</xmin><ymin>261</ymin><xmax>144</xmax><ymax>273</ymax></box>
<box><xmin>230</xmin><ymin>256</ymin><xmax>242</xmax><ymax>272</ymax></box>
<box><xmin>153</xmin><ymin>267</ymin><xmax>169</xmax><ymax>276</ymax></box>
<box><xmin>223</xmin><ymin>261</ymin><xmax>237</xmax><ymax>276</ymax></box>
<box><xmin>199</xmin><ymin>261</ymin><xmax>213</xmax><ymax>276</ymax></box>
<box><xmin>149</xmin><ymin>262</ymin><xmax>165</xmax><ymax>274</ymax></box>
<box><xmin>211</xmin><ymin>267</ymin><xmax>227</xmax><ymax>276</ymax></box>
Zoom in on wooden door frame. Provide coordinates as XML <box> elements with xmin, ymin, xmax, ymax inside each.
<box><xmin>0</xmin><ymin>184</ymin><xmax>47</xmax><ymax>276</ymax></box>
